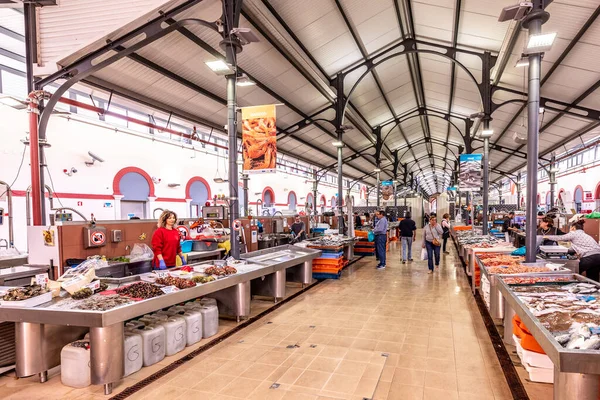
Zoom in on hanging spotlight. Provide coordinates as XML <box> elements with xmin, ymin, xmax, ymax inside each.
<box><xmin>524</xmin><ymin>32</ymin><xmax>557</xmax><ymax>54</ymax></box>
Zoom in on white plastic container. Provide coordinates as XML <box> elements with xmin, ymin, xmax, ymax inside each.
<box><xmin>169</xmin><ymin>305</ymin><xmax>188</xmax><ymax>313</ymax></box>
<box><xmin>137</xmin><ymin>325</ymin><xmax>165</xmax><ymax>367</ymax></box>
<box><xmin>125</xmin><ymin>320</ymin><xmax>145</xmax><ymax>331</ymax></box>
<box><xmin>60</xmin><ymin>340</ymin><xmax>91</xmax><ymax>388</ymax></box>
<box><xmin>124</xmin><ymin>331</ymin><xmax>143</xmax><ymax>377</ymax></box>
<box><xmin>200</xmin><ymin>305</ymin><xmax>219</xmax><ymax>338</ymax></box>
<box><xmin>153</xmin><ymin>317</ymin><xmax>186</xmax><ymax>355</ymax></box>
<box><xmin>200</xmin><ymin>297</ymin><xmax>217</xmax><ymax>307</ymax></box>
<box><xmin>185</xmin><ymin>302</ymin><xmax>203</xmax><ymax>311</ymax></box>
<box><xmin>180</xmin><ymin>310</ymin><xmax>203</xmax><ymax>346</ymax></box>
<box><xmin>524</xmin><ymin>361</ymin><xmax>554</xmax><ymax>383</ymax></box>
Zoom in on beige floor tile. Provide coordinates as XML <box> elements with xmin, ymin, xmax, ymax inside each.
<box><xmin>373</xmin><ymin>381</ymin><xmax>391</xmax><ymax>400</ymax></box>
<box><xmin>351</xmin><ymin>338</ymin><xmax>378</xmax><ymax>351</ymax></box>
<box><xmin>396</xmin><ymin>355</ymin><xmax>428</xmax><ymax>370</ymax></box>
<box><xmin>427</xmin><ymin>346</ymin><xmax>455</xmax><ymax>360</ymax></box>
<box><xmin>423</xmin><ymin>371</ymin><xmax>458</xmax><ymax>391</ymax></box>
<box><xmin>322</xmin><ymin>373</ymin><xmax>360</xmax><ymax>394</ymax></box>
<box><xmin>353</xmin><ymin>377</ymin><xmax>379</xmax><ymax>398</ymax></box>
<box><xmin>392</xmin><ymin>368</ymin><xmax>426</xmax><ymax>387</ymax></box>
<box><xmin>318</xmin><ymin>346</ymin><xmax>348</xmax><ymax>359</ymax></box>
<box><xmin>214</xmin><ymin>359</ymin><xmax>254</xmax><ymax>377</ymax></box>
<box><xmin>278</xmin><ymin>368</ymin><xmax>306</xmax><ymax>384</ymax></box>
<box><xmin>140</xmin><ymin>383</ymin><xmax>188</xmax><ymax>399</ymax></box>
<box><xmin>293</xmin><ymin>370</ymin><xmax>330</xmax><ymax>390</ymax></box>
<box><xmin>456</xmin><ymin>375</ymin><xmax>494</xmax><ymax>397</ymax></box>
<box><xmin>241</xmin><ymin>363</ymin><xmax>280</xmax><ymax>380</ymax></box>
<box><xmin>425</xmin><ymin>357</ymin><xmax>456</xmax><ymax>373</ymax></box>
<box><xmin>307</xmin><ymin>356</ymin><xmax>341</xmax><ymax>373</ymax></box>
<box><xmin>388</xmin><ymin>383</ymin><xmax>424</xmax><ymax>400</ymax></box>
<box><xmin>257</xmin><ymin>350</ymin><xmax>294</xmax><ymax>366</ymax></box>
<box><xmin>334</xmin><ymin>360</ymin><xmax>369</xmax><ymax>377</ymax></box>
<box><xmin>281</xmin><ymin>392</ymin><xmax>319</xmax><ymax>400</ymax></box>
<box><xmin>219</xmin><ymin>377</ymin><xmax>263</xmax><ymax>398</ymax></box>
<box><xmin>423</xmin><ymin>387</ymin><xmax>459</xmax><ymax>400</ymax></box>
<box><xmin>343</xmin><ymin>349</ymin><xmax>374</xmax><ymax>362</ymax></box>
<box><xmin>192</xmin><ymin>374</ymin><xmax>235</xmax><ymax>393</ymax></box>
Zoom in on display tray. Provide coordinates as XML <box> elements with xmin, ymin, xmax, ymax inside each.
<box><xmin>498</xmin><ymin>273</ymin><xmax>600</xmax><ymax>375</ymax></box>
<box><xmin>0</xmin><ymin>291</ymin><xmax>52</xmax><ymax>308</ymax></box>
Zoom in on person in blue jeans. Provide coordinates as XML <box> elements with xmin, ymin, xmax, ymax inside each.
<box><xmin>422</xmin><ymin>216</ymin><xmax>443</xmax><ymax>274</ymax></box>
<box><xmin>373</xmin><ymin>210</ymin><xmax>388</xmax><ymax>270</ymax></box>
<box><xmin>399</xmin><ymin>212</ymin><xmax>417</xmax><ymax>263</ymax></box>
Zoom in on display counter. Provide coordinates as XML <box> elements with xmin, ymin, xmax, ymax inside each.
<box><xmin>186</xmin><ymin>248</ymin><xmax>225</xmax><ymax>263</ymax></box>
<box><xmin>497</xmin><ymin>274</ymin><xmax>600</xmax><ymax>399</ymax></box>
<box><xmin>302</xmin><ymin>236</ymin><xmax>358</xmax><ymax>261</ymax></box>
<box><xmin>475</xmin><ymin>254</ymin><xmax>570</xmax><ymax>322</ymax></box>
<box><xmin>0</xmin><ymin>245</ymin><xmax>321</xmax><ymax>395</ymax></box>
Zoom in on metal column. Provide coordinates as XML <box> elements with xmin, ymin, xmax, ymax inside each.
<box><xmin>337</xmin><ymin>134</ymin><xmax>344</xmax><ymax>234</ymax></box>
<box><xmin>549</xmin><ymin>153</ymin><xmax>556</xmax><ymax>209</ymax></box>
<box><xmin>482</xmin><ymin>120</ymin><xmax>490</xmax><ymax>235</ymax></box>
<box><xmin>241</xmin><ymin>173</ymin><xmax>249</xmax><ymax>217</ymax></box>
<box><xmin>523</xmin><ymin>3</ymin><xmax>545</xmax><ymax>263</ymax></box>
<box><xmin>517</xmin><ymin>173</ymin><xmax>522</xmax><ymax>211</ymax></box>
<box><xmin>376</xmin><ymin>171</ymin><xmax>381</xmax><ymax>208</ymax></box>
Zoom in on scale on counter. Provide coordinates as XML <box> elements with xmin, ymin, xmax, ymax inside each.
<box><xmin>539</xmin><ymin>245</ymin><xmax>569</xmax><ymax>259</ymax></box>
<box><xmin>202</xmin><ymin>206</ymin><xmax>228</xmax><ymax>220</ymax></box>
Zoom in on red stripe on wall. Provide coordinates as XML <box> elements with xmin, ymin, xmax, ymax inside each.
<box><xmin>10</xmin><ymin>191</ymin><xmax>114</xmax><ymax>200</ymax></box>
<box><xmin>155</xmin><ymin>198</ymin><xmax>188</xmax><ymax>203</ymax></box>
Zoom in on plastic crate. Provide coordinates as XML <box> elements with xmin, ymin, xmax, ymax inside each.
<box><xmin>181</xmin><ymin>240</ymin><xmax>194</xmax><ymax>253</ymax></box>
<box><xmin>313</xmin><ymin>271</ymin><xmax>342</xmax><ymax>280</ymax></box>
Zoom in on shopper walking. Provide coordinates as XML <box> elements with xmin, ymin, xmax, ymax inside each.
<box><xmin>399</xmin><ymin>212</ymin><xmax>417</xmax><ymax>263</ymax></box>
<box><xmin>544</xmin><ymin>219</ymin><xmax>600</xmax><ymax>282</ymax></box>
<box><xmin>152</xmin><ymin>210</ymin><xmax>186</xmax><ymax>270</ymax></box>
<box><xmin>373</xmin><ymin>210</ymin><xmax>388</xmax><ymax>270</ymax></box>
<box><xmin>422</xmin><ymin>216</ymin><xmax>443</xmax><ymax>274</ymax></box>
<box><xmin>441</xmin><ymin>213</ymin><xmax>451</xmax><ymax>254</ymax></box>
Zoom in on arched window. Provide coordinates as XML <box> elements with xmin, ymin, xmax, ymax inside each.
<box><xmin>331</xmin><ymin>196</ymin><xmax>336</xmax><ymax>207</ymax></box>
<box><xmin>113</xmin><ymin>167</ymin><xmax>154</xmax><ymax>219</ymax></box>
<box><xmin>574</xmin><ymin>185</ymin><xmax>584</xmax><ymax>213</ymax></box>
<box><xmin>320</xmin><ymin>195</ymin><xmax>326</xmax><ymax>206</ymax></box>
<box><xmin>186</xmin><ymin>177</ymin><xmax>211</xmax><ymax>218</ymax></box>
<box><xmin>263</xmin><ymin>187</ymin><xmax>275</xmax><ymax>206</ymax></box>
<box><xmin>288</xmin><ymin>191</ymin><xmax>297</xmax><ymax>211</ymax></box>
<box><xmin>306</xmin><ymin>193</ymin><xmax>314</xmax><ymax>207</ymax></box>
<box><xmin>546</xmin><ymin>192</ymin><xmax>551</xmax><ymax>208</ymax></box>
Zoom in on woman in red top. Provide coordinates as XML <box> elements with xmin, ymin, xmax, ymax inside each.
<box><xmin>151</xmin><ymin>210</ymin><xmax>186</xmax><ymax>269</ymax></box>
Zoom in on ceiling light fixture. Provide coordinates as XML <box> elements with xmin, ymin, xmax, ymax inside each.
<box><xmin>524</xmin><ymin>32</ymin><xmax>557</xmax><ymax>54</ymax></box>
<box><xmin>236</xmin><ymin>75</ymin><xmax>255</xmax><ymax>87</ymax></box>
<box><xmin>374</xmin><ymin>168</ymin><xmax>381</xmax><ymax>173</ymax></box>
<box><xmin>331</xmin><ymin>141</ymin><xmax>345</xmax><ymax>148</ymax></box>
<box><xmin>515</xmin><ymin>57</ymin><xmax>529</xmax><ymax>68</ymax></box>
<box><xmin>205</xmin><ymin>60</ymin><xmax>234</xmax><ymax>75</ymax></box>
<box><xmin>480</xmin><ymin>129</ymin><xmax>494</xmax><ymax>138</ymax></box>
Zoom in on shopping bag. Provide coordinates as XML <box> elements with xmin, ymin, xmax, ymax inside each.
<box><xmin>421</xmin><ymin>248</ymin><xmax>428</xmax><ymax>261</ymax></box>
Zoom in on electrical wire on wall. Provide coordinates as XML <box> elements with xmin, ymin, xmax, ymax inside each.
<box><xmin>0</xmin><ymin>143</ymin><xmax>27</xmax><ymax>198</ymax></box>
<box><xmin>42</xmin><ymin>153</ymin><xmax>64</xmax><ymax>208</ymax></box>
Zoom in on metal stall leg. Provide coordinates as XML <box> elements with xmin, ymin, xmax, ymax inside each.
<box><xmin>89</xmin><ymin>324</ymin><xmax>124</xmax><ymax>395</ymax></box>
<box><xmin>554</xmin><ymin>368</ymin><xmax>599</xmax><ymax>400</ymax></box>
<box><xmin>343</xmin><ymin>244</ymin><xmax>354</xmax><ymax>262</ymax></box>
<box><xmin>15</xmin><ymin>322</ymin><xmax>88</xmax><ymax>380</ymax></box>
<box><xmin>503</xmin><ymin>301</ymin><xmax>516</xmax><ymax>346</ymax></box>
<box><xmin>251</xmin><ymin>270</ymin><xmax>286</xmax><ymax>303</ymax></box>
<box><xmin>286</xmin><ymin>261</ymin><xmax>314</xmax><ymax>288</ymax></box>
<box><xmin>211</xmin><ymin>281</ymin><xmax>251</xmax><ymax>322</ymax></box>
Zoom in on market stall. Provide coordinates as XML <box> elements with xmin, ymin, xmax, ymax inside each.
<box><xmin>498</xmin><ymin>274</ymin><xmax>600</xmax><ymax>399</ymax></box>
<box><xmin>0</xmin><ymin>246</ymin><xmax>321</xmax><ymax>395</ymax></box>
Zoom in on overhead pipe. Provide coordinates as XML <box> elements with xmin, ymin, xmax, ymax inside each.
<box><xmin>0</xmin><ymin>181</ymin><xmax>14</xmax><ymax>247</ymax></box>
<box><xmin>25</xmin><ymin>184</ymin><xmax>54</xmax><ymax>226</ymax></box>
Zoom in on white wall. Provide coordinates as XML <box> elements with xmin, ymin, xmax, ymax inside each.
<box><xmin>0</xmin><ymin>105</ymin><xmax>357</xmax><ymax>250</ymax></box>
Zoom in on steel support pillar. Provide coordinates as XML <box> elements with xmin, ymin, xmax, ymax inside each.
<box><xmin>524</xmin><ymin>3</ymin><xmax>546</xmax><ymax>262</ymax></box>
<box><xmin>549</xmin><ymin>153</ymin><xmax>556</xmax><ymax>209</ymax></box>
<box><xmin>482</xmin><ymin>120</ymin><xmax>490</xmax><ymax>235</ymax></box>
<box><xmin>241</xmin><ymin>173</ymin><xmax>249</xmax><ymax>217</ymax></box>
<box><xmin>312</xmin><ymin>171</ymin><xmax>318</xmax><ymax>218</ymax></box>
<box><xmin>376</xmin><ymin>171</ymin><xmax>381</xmax><ymax>208</ymax></box>
<box><xmin>27</xmin><ymin>96</ymin><xmax>42</xmax><ymax>226</ymax></box>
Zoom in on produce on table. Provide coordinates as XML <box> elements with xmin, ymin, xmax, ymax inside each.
<box><xmin>192</xmin><ymin>275</ymin><xmax>216</xmax><ymax>284</ymax></box>
<box><xmin>204</xmin><ymin>266</ymin><xmax>237</xmax><ymax>276</ymax></box>
<box><xmin>179</xmin><ymin>266</ymin><xmax>193</xmax><ymax>273</ymax></box>
<box><xmin>487</xmin><ymin>265</ymin><xmax>550</xmax><ymax>274</ymax></box>
<box><xmin>71</xmin><ymin>287</ymin><xmax>93</xmax><ymax>300</ymax></box>
<box><xmin>116</xmin><ymin>282</ymin><xmax>164</xmax><ymax>299</ymax></box>
<box><xmin>503</xmin><ymin>276</ymin><xmax>574</xmax><ymax>285</ymax></box>
<box><xmin>75</xmin><ymin>294</ymin><xmax>133</xmax><ymax>311</ymax></box>
<box><xmin>2</xmin><ymin>285</ymin><xmax>49</xmax><ymax>301</ymax></box>
<box><xmin>155</xmin><ymin>276</ymin><xmax>196</xmax><ymax>289</ymax></box>
<box><xmin>108</xmin><ymin>256</ymin><xmax>130</xmax><ymax>263</ymax></box>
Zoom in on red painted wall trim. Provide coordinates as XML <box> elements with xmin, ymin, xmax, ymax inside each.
<box><xmin>573</xmin><ymin>185</ymin><xmax>584</xmax><ymax>202</ymax></box>
<box><xmin>113</xmin><ymin>166</ymin><xmax>155</xmax><ymax>197</ymax></box>
<box><xmin>185</xmin><ymin>176</ymin><xmax>212</xmax><ymax>201</ymax></box>
<box><xmin>11</xmin><ymin>191</ymin><xmax>114</xmax><ymax>200</ymax></box>
<box><xmin>262</xmin><ymin>186</ymin><xmax>275</xmax><ymax>203</ymax></box>
<box><xmin>155</xmin><ymin>198</ymin><xmax>188</xmax><ymax>203</ymax></box>
<box><xmin>287</xmin><ymin>190</ymin><xmax>296</xmax><ymax>205</ymax></box>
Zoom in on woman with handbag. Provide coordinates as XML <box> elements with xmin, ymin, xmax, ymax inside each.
<box><xmin>441</xmin><ymin>213</ymin><xmax>451</xmax><ymax>254</ymax></box>
<box><xmin>422</xmin><ymin>216</ymin><xmax>444</xmax><ymax>274</ymax></box>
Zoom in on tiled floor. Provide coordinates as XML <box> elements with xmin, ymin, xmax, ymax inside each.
<box><xmin>0</xmin><ymin>231</ymin><xmax>554</xmax><ymax>399</ymax></box>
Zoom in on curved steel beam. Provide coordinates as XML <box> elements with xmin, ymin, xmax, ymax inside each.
<box><xmin>382</xmin><ymin>113</ymin><xmax>466</xmax><ymax>147</ymax></box>
<box><xmin>38</xmin><ymin>18</ymin><xmax>219</xmax><ymax>140</ymax></box>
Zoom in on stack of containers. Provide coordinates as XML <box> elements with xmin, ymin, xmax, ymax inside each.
<box><xmin>512</xmin><ymin>315</ymin><xmax>554</xmax><ymax>383</ymax></box>
<box><xmin>311</xmin><ymin>248</ymin><xmax>345</xmax><ymax>279</ymax></box>
<box><xmin>60</xmin><ymin>340</ymin><xmax>91</xmax><ymax>388</ymax></box>
<box><xmin>354</xmin><ymin>231</ymin><xmax>375</xmax><ymax>256</ymax></box>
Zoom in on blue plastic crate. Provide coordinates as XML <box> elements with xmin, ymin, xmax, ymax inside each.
<box><xmin>181</xmin><ymin>240</ymin><xmax>194</xmax><ymax>253</ymax></box>
<box><xmin>313</xmin><ymin>271</ymin><xmax>342</xmax><ymax>280</ymax></box>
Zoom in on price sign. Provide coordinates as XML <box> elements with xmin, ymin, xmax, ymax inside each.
<box><xmin>86</xmin><ymin>280</ymin><xmax>101</xmax><ymax>291</ymax></box>
<box><xmin>161</xmin><ymin>285</ymin><xmax>179</xmax><ymax>294</ymax></box>
<box><xmin>155</xmin><ymin>271</ymin><xmax>170</xmax><ymax>278</ymax></box>
<box><xmin>35</xmin><ymin>273</ymin><xmax>49</xmax><ymax>288</ymax></box>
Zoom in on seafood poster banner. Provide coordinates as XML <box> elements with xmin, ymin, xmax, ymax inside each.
<box><xmin>242</xmin><ymin>104</ymin><xmax>277</xmax><ymax>173</ymax></box>
<box><xmin>459</xmin><ymin>154</ymin><xmax>482</xmax><ymax>191</ymax></box>
<box><xmin>380</xmin><ymin>180</ymin><xmax>394</xmax><ymax>200</ymax></box>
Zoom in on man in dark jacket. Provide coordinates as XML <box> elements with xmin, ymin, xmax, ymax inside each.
<box><xmin>399</xmin><ymin>213</ymin><xmax>417</xmax><ymax>263</ymax></box>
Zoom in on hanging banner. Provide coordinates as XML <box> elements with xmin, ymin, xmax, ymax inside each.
<box><xmin>242</xmin><ymin>105</ymin><xmax>277</xmax><ymax>173</ymax></box>
<box><xmin>459</xmin><ymin>154</ymin><xmax>482</xmax><ymax>191</ymax></box>
<box><xmin>380</xmin><ymin>180</ymin><xmax>394</xmax><ymax>200</ymax></box>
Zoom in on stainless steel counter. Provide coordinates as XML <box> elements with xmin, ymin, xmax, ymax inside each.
<box><xmin>0</xmin><ymin>246</ymin><xmax>322</xmax><ymax>394</ymax></box>
<box><xmin>497</xmin><ymin>274</ymin><xmax>600</xmax><ymax>399</ymax></box>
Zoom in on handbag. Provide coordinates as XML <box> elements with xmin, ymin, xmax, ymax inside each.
<box><xmin>428</xmin><ymin>225</ymin><xmax>441</xmax><ymax>247</ymax></box>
